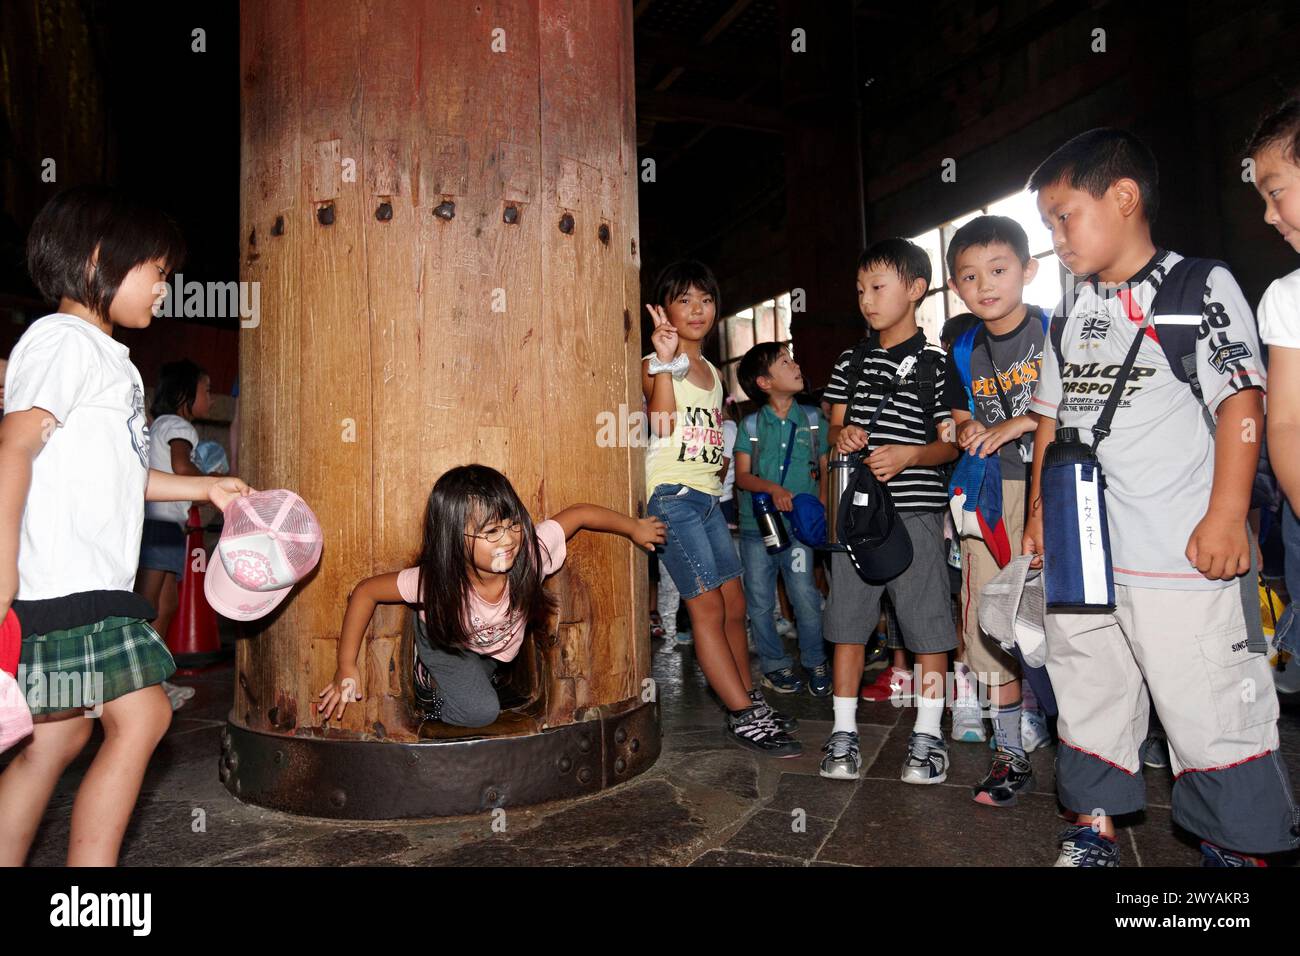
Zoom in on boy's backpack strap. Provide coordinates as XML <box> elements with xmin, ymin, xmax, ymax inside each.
<box><xmin>742</xmin><ymin>411</ymin><xmax>758</xmax><ymax>442</ymax></box>
<box><xmin>915</xmin><ymin>347</ymin><xmax>941</xmax><ymax>443</ymax></box>
<box><xmin>799</xmin><ymin>403</ymin><xmax>822</xmax><ymax>478</ymax></box>
<box><xmin>1149</xmin><ymin>256</ymin><xmax>1227</xmax><ymax>406</ymax></box>
<box><xmin>952</xmin><ymin>324</ymin><xmax>979</xmax><ymax>415</ymax></box>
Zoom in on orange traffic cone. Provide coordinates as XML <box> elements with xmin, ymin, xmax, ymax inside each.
<box><xmin>166</xmin><ymin>505</ymin><xmax>223</xmax><ymax>670</ymax></box>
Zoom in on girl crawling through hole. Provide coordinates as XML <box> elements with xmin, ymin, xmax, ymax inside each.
<box><xmin>318</xmin><ymin>464</ymin><xmax>663</xmax><ymax>727</ymax></box>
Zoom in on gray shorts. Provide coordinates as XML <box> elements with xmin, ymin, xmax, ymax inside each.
<box><xmin>824</xmin><ymin>509</ymin><xmax>956</xmax><ymax>655</ymax></box>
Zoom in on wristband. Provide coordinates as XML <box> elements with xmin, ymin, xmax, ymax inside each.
<box><xmin>647</xmin><ymin>353</ymin><xmax>690</xmax><ymax>380</ymax></box>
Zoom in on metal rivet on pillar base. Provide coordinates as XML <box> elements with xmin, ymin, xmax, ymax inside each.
<box><xmin>577</xmin><ymin>734</ymin><xmax>592</xmax><ymax>753</ymax></box>
<box><xmin>273</xmin><ymin>750</ymin><xmax>283</xmax><ymax>766</ymax></box>
<box><xmin>598</xmin><ymin>222</ymin><xmax>610</xmax><ymax>244</ymax></box>
<box><xmin>330</xmin><ymin>789</ymin><xmax>347</xmax><ymax>809</ymax></box>
<box><xmin>577</xmin><ymin>767</ymin><xmax>593</xmax><ymax>784</ymax></box>
<box><xmin>503</xmin><ymin>204</ymin><xmax>519</xmax><ymax>224</ymax></box>
<box><xmin>317</xmin><ymin>204</ymin><xmax>335</xmax><ymax>226</ymax></box>
<box><xmin>558</xmin><ymin>213</ymin><xmax>574</xmax><ymax>234</ymax></box>
<box><xmin>375</xmin><ymin>201</ymin><xmax>393</xmax><ymax>221</ymax></box>
<box><xmin>557</xmin><ymin>756</ymin><xmax>572</xmax><ymax>774</ymax></box>
<box><xmin>433</xmin><ymin>201</ymin><xmax>455</xmax><ymax>220</ymax></box>
<box><xmin>630</xmin><ymin>738</ymin><xmax>640</xmax><ymax>753</ymax></box>
<box><xmin>615</xmin><ymin>757</ymin><xmax>626</xmax><ymax>774</ymax></box>
<box><xmin>614</xmin><ymin>727</ymin><xmax>627</xmax><ymax>744</ymax></box>
<box><xmin>271</xmin><ymin>215</ymin><xmax>284</xmax><ymax>236</ymax></box>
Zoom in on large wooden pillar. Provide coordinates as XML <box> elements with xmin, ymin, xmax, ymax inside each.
<box><xmin>224</xmin><ymin>0</ymin><xmax>656</xmax><ymax>819</ymax></box>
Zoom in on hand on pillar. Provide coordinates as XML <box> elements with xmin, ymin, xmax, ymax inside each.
<box><xmin>318</xmin><ymin>664</ymin><xmax>362</xmax><ymax>722</ymax></box>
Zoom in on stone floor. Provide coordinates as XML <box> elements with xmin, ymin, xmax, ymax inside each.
<box><xmin>12</xmin><ymin>636</ymin><xmax>1300</xmax><ymax>866</ymax></box>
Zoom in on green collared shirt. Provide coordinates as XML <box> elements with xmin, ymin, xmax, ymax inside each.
<box><xmin>733</xmin><ymin>402</ymin><xmax>830</xmax><ymax>534</ymax></box>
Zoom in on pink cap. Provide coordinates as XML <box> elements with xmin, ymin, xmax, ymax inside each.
<box><xmin>205</xmin><ymin>490</ymin><xmax>323</xmax><ymax>622</ymax></box>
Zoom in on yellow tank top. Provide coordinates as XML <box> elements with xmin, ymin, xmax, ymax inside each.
<box><xmin>645</xmin><ymin>356</ymin><xmax>725</xmax><ymax>496</ymax></box>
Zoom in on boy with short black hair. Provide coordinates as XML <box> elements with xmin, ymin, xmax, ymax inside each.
<box><xmin>1024</xmin><ymin>128</ymin><xmax>1297</xmax><ymax>866</ymax></box>
<box><xmin>819</xmin><ymin>238</ymin><xmax>959</xmax><ymax>783</ymax></box>
<box><xmin>734</xmin><ymin>343</ymin><xmax>831</xmax><ymax>697</ymax></box>
<box><xmin>942</xmin><ymin>214</ymin><xmax>1051</xmax><ymax>805</ymax></box>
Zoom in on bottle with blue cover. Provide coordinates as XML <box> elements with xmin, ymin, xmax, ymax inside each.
<box><xmin>1041</xmin><ymin>427</ymin><xmax>1116</xmax><ymax>611</ymax></box>
<box><xmin>752</xmin><ymin>492</ymin><xmax>791</xmax><ymax>555</ymax></box>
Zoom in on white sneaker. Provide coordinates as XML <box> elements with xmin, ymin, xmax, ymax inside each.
<box><xmin>901</xmin><ymin>732</ymin><xmax>949</xmax><ymax>785</ymax></box>
<box><xmin>1021</xmin><ymin>708</ymin><xmax>1052</xmax><ymax>753</ymax></box>
<box><xmin>774</xmin><ymin>615</ymin><xmax>795</xmax><ymax>638</ymax></box>
<box><xmin>950</xmin><ymin>695</ymin><xmax>987</xmax><ymax>743</ymax></box>
<box><xmin>162</xmin><ymin>680</ymin><xmax>195</xmax><ymax>712</ymax></box>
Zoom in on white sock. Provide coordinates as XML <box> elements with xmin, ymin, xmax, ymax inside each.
<box><xmin>913</xmin><ymin>692</ymin><xmax>945</xmax><ymax>739</ymax></box>
<box><xmin>832</xmin><ymin>695</ymin><xmax>858</xmax><ymax>735</ymax></box>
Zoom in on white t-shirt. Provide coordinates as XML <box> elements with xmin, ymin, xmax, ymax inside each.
<box><xmin>1258</xmin><ymin>267</ymin><xmax>1300</xmax><ymax>348</ymax></box>
<box><xmin>145</xmin><ymin>414</ymin><xmax>199</xmax><ymax>528</ymax></box>
<box><xmin>720</xmin><ymin>419</ymin><xmax>738</xmax><ymax>502</ymax></box>
<box><xmin>5</xmin><ymin>314</ymin><xmax>151</xmax><ymax>600</ymax></box>
<box><xmin>1031</xmin><ymin>252</ymin><xmax>1264</xmax><ymax>590</ymax></box>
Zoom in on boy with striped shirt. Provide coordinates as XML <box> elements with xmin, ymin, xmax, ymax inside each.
<box><xmin>819</xmin><ymin>238</ymin><xmax>959</xmax><ymax>783</ymax></box>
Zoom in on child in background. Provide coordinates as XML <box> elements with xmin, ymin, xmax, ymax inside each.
<box><xmin>820</xmin><ymin>238</ymin><xmax>958</xmax><ymax>782</ymax></box>
<box><xmin>643</xmin><ymin>260</ymin><xmax>801</xmax><ymax>756</ymax></box>
<box><xmin>734</xmin><ymin>343</ymin><xmax>832</xmax><ymax>697</ymax></box>
<box><xmin>1251</xmin><ymin>98</ymin><xmax>1300</xmax><ymax>515</ymax></box>
<box><xmin>319</xmin><ymin>465</ymin><xmax>664</xmax><ymax>727</ymax></box>
<box><xmin>0</xmin><ymin>186</ymin><xmax>253</xmax><ymax>866</ymax></box>
<box><xmin>1024</xmin><ymin>128</ymin><xmax>1296</xmax><ymax>866</ymax></box>
<box><xmin>136</xmin><ymin>359</ymin><xmax>211</xmax><ymax>654</ymax></box>
<box><xmin>942</xmin><ymin>215</ymin><xmax>1051</xmax><ymax>805</ymax></box>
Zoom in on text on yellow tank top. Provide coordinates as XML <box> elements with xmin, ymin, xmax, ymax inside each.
<box><xmin>645</xmin><ymin>357</ymin><xmax>724</xmax><ymax>496</ymax></box>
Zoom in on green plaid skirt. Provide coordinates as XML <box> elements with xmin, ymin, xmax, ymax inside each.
<box><xmin>17</xmin><ymin>617</ymin><xmax>176</xmax><ymax>716</ymax></box>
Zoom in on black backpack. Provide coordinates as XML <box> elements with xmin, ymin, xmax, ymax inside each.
<box><xmin>1048</xmin><ymin>256</ymin><xmax>1227</xmax><ymax>411</ymax></box>
<box><xmin>843</xmin><ymin>334</ymin><xmax>942</xmax><ymax>443</ymax></box>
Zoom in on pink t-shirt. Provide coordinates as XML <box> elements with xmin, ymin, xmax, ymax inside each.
<box><xmin>395</xmin><ymin>519</ymin><xmax>567</xmax><ymax>662</ymax></box>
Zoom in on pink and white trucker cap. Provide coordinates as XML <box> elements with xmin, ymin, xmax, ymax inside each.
<box><xmin>205</xmin><ymin>490</ymin><xmax>323</xmax><ymax>622</ymax></box>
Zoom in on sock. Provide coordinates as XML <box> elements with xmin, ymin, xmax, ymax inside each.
<box><xmin>992</xmin><ymin>698</ymin><xmax>1025</xmax><ymax>756</ymax></box>
<box><xmin>1021</xmin><ymin>678</ymin><xmax>1039</xmax><ymax>713</ymax></box>
<box><xmin>832</xmin><ymin>695</ymin><xmax>858</xmax><ymax>735</ymax></box>
<box><xmin>913</xmin><ymin>692</ymin><xmax>945</xmax><ymax>739</ymax></box>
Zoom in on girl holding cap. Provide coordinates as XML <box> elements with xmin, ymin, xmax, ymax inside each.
<box><xmin>318</xmin><ymin>465</ymin><xmax>664</xmax><ymax>728</ymax></box>
<box><xmin>0</xmin><ymin>186</ymin><xmax>254</xmax><ymax>866</ymax></box>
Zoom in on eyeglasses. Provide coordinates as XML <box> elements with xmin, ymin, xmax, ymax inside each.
<box><xmin>465</xmin><ymin>523</ymin><xmax>523</xmax><ymax>544</ymax></box>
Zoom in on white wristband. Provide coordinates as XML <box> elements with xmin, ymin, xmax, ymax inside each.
<box><xmin>648</xmin><ymin>353</ymin><xmax>690</xmax><ymax>380</ymax></box>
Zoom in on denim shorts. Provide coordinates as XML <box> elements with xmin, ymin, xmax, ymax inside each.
<box><xmin>647</xmin><ymin>483</ymin><xmax>742</xmax><ymax>600</ymax></box>
<box><xmin>139</xmin><ymin>518</ymin><xmax>187</xmax><ymax>577</ymax></box>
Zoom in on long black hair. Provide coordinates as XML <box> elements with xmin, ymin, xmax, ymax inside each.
<box><xmin>415</xmin><ymin>465</ymin><xmax>557</xmax><ymax>653</ymax></box>
<box><xmin>151</xmin><ymin>358</ymin><xmax>207</xmax><ymax>419</ymax></box>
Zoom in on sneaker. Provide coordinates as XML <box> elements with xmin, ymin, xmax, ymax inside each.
<box><xmin>950</xmin><ymin>695</ymin><xmax>986</xmax><ymax>743</ymax></box>
<box><xmin>1055</xmin><ymin>825</ymin><xmax>1120</xmax><ymax>867</ymax></box>
<box><xmin>412</xmin><ymin>657</ymin><xmax>444</xmax><ymax>721</ymax></box>
<box><xmin>762</xmin><ymin>666</ymin><xmax>804</xmax><ymax>694</ymax></box>
<box><xmin>819</xmin><ymin>730</ymin><xmax>862</xmax><ymax>780</ymax></box>
<box><xmin>864</xmin><ymin>631</ymin><xmax>889</xmax><ymax>667</ymax></box>
<box><xmin>807</xmin><ymin>661</ymin><xmax>832</xmax><ymax>698</ymax></box>
<box><xmin>161</xmin><ymin>680</ymin><xmax>195</xmax><ymax>712</ymax></box>
<box><xmin>1021</xmin><ymin>708</ymin><xmax>1053</xmax><ymax>753</ymax></box>
<box><xmin>749</xmin><ymin>690</ymin><xmax>799</xmax><ymax>733</ymax></box>
<box><xmin>1140</xmin><ymin>733</ymin><xmax>1169</xmax><ymax>769</ymax></box>
<box><xmin>726</xmin><ymin>707</ymin><xmax>803</xmax><ymax>757</ymax></box>
<box><xmin>674</xmin><ymin>630</ymin><xmax>693</xmax><ymax>646</ymax></box>
<box><xmin>900</xmin><ymin>732</ymin><xmax>949</xmax><ymax>785</ymax></box>
<box><xmin>1199</xmin><ymin>841</ymin><xmax>1268</xmax><ymax>867</ymax></box>
<box><xmin>860</xmin><ymin>666</ymin><xmax>911</xmax><ymax>703</ymax></box>
<box><xmin>972</xmin><ymin>749</ymin><xmax>1035</xmax><ymax>807</ymax></box>
<box><xmin>774</xmin><ymin>615</ymin><xmax>795</xmax><ymax>638</ymax></box>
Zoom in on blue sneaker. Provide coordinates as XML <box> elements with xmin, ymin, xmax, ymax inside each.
<box><xmin>807</xmin><ymin>661</ymin><xmax>832</xmax><ymax>697</ymax></box>
<box><xmin>1054</xmin><ymin>824</ymin><xmax>1120</xmax><ymax>867</ymax></box>
<box><xmin>1200</xmin><ymin>842</ymin><xmax>1267</xmax><ymax>867</ymax></box>
<box><xmin>762</xmin><ymin>667</ymin><xmax>804</xmax><ymax>694</ymax></box>
<box><xmin>674</xmin><ymin>630</ymin><xmax>693</xmax><ymax>646</ymax></box>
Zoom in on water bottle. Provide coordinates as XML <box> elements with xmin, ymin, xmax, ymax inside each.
<box><xmin>824</xmin><ymin>452</ymin><xmax>857</xmax><ymax>552</ymax></box>
<box><xmin>752</xmin><ymin>492</ymin><xmax>792</xmax><ymax>554</ymax></box>
<box><xmin>1041</xmin><ymin>427</ymin><xmax>1116</xmax><ymax>611</ymax></box>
